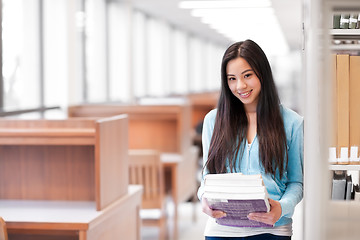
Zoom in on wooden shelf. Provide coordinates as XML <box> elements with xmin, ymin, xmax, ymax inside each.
<box><xmin>1</xmin><ymin>185</ymin><xmax>143</xmax><ymax>240</ymax></box>
<box><xmin>330</xmin><ymin>29</ymin><xmax>360</xmax><ymax>36</ymax></box>
<box><xmin>330</xmin><ymin>44</ymin><xmax>360</xmax><ymax>50</ymax></box>
<box><xmin>0</xmin><ymin>186</ymin><xmax>141</xmax><ymax>225</ymax></box>
<box><xmin>329</xmin><ymin>164</ymin><xmax>360</xmax><ymax>171</ymax></box>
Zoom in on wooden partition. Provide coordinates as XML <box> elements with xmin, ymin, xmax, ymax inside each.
<box><xmin>187</xmin><ymin>92</ymin><xmax>219</xmax><ymax>157</ymax></box>
<box><xmin>68</xmin><ymin>104</ymin><xmax>192</xmax><ymax>154</ymax></box>
<box><xmin>187</xmin><ymin>91</ymin><xmax>219</xmax><ymax>129</ymax></box>
<box><xmin>0</xmin><ymin>115</ymin><xmax>129</xmax><ymax>211</ymax></box>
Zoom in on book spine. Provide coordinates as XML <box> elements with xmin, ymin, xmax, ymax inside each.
<box><xmin>354</xmin><ymin>184</ymin><xmax>360</xmax><ymax>201</ymax></box>
<box><xmin>345</xmin><ymin>175</ymin><xmax>352</xmax><ymax>200</ymax></box>
<box><xmin>331</xmin><ymin>54</ymin><xmax>337</xmax><ymax>151</ymax></box>
<box><xmin>336</xmin><ymin>55</ymin><xmax>350</xmax><ymax>159</ymax></box>
<box><xmin>350</xmin><ymin>56</ymin><xmax>360</xmax><ymax>158</ymax></box>
<box><xmin>331</xmin><ymin>171</ymin><xmax>346</xmax><ymax>200</ymax></box>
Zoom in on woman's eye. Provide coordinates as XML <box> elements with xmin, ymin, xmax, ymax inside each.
<box><xmin>244</xmin><ymin>74</ymin><xmax>252</xmax><ymax>79</ymax></box>
<box><xmin>228</xmin><ymin>77</ymin><xmax>235</xmax><ymax>81</ymax></box>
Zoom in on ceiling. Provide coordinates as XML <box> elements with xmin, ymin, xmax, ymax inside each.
<box><xmin>129</xmin><ymin>0</ymin><xmax>303</xmax><ymax>53</ymax></box>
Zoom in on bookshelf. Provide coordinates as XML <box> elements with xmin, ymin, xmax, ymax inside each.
<box><xmin>330</xmin><ymin>29</ymin><xmax>360</xmax><ymax>50</ymax></box>
<box><xmin>303</xmin><ymin>0</ymin><xmax>360</xmax><ymax>239</ymax></box>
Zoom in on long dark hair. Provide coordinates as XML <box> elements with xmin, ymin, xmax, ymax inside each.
<box><xmin>205</xmin><ymin>39</ymin><xmax>288</xmax><ymax>179</ymax></box>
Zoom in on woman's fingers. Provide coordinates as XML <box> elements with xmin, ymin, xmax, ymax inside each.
<box><xmin>247</xmin><ymin>212</ymin><xmax>275</xmax><ymax>225</ymax></box>
<box><xmin>247</xmin><ymin>198</ymin><xmax>282</xmax><ymax>225</ymax></box>
<box><xmin>201</xmin><ymin>197</ymin><xmax>227</xmax><ymax>219</ymax></box>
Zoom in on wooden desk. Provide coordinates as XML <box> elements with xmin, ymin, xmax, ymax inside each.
<box><xmin>161</xmin><ymin>146</ymin><xmax>199</xmax><ymax>240</ymax></box>
<box><xmin>1</xmin><ymin>186</ymin><xmax>142</xmax><ymax>240</ymax></box>
<box><xmin>0</xmin><ymin>115</ymin><xmax>129</xmax><ymax>211</ymax></box>
<box><xmin>68</xmin><ymin>103</ymin><xmax>199</xmax><ymax>239</ymax></box>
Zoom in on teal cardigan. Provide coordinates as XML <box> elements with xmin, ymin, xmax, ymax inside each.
<box><xmin>197</xmin><ymin>105</ymin><xmax>304</xmax><ymax>227</ymax></box>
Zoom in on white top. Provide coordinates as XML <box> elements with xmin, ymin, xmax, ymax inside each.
<box><xmin>0</xmin><ymin>200</ymin><xmax>100</xmax><ymax>223</ymax></box>
<box><xmin>204</xmin><ymin>217</ymin><xmax>292</xmax><ymax>237</ymax></box>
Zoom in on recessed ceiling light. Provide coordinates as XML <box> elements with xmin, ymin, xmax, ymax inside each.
<box><xmin>178</xmin><ymin>0</ymin><xmax>272</xmax><ymax>9</ymax></box>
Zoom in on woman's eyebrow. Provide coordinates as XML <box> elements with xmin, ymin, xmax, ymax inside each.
<box><xmin>241</xmin><ymin>69</ymin><xmax>252</xmax><ymax>74</ymax></box>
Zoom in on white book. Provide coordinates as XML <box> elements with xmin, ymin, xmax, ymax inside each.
<box><xmin>205</xmin><ymin>173</ymin><xmax>261</xmax><ymax>180</ymax></box>
<box><xmin>203</xmin><ymin>191</ymin><xmax>268</xmax><ymax>201</ymax></box>
<box><xmin>204</xmin><ymin>185</ymin><xmax>266</xmax><ymax>194</ymax></box>
<box><xmin>204</xmin><ymin>173</ymin><xmax>263</xmax><ymax>187</ymax></box>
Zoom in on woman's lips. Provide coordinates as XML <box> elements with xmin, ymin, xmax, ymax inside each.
<box><xmin>238</xmin><ymin>89</ymin><xmax>253</xmax><ymax>98</ymax></box>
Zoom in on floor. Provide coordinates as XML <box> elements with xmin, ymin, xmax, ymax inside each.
<box><xmin>141</xmin><ymin>200</ymin><xmax>303</xmax><ymax>240</ymax></box>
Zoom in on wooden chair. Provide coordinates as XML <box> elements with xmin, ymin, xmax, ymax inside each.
<box><xmin>0</xmin><ymin>217</ymin><xmax>8</xmax><ymax>240</ymax></box>
<box><xmin>128</xmin><ymin>149</ymin><xmax>168</xmax><ymax>240</ymax></box>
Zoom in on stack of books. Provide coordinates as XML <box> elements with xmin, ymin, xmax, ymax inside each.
<box><xmin>203</xmin><ymin>173</ymin><xmax>271</xmax><ymax>227</ymax></box>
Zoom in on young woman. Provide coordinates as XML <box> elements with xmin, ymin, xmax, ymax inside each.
<box><xmin>198</xmin><ymin>40</ymin><xmax>303</xmax><ymax>240</ymax></box>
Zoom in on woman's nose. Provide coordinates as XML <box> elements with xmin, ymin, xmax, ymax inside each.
<box><xmin>236</xmin><ymin>79</ymin><xmax>246</xmax><ymax>90</ymax></box>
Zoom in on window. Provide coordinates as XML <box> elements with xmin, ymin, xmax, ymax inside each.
<box><xmin>108</xmin><ymin>1</ymin><xmax>131</xmax><ymax>102</ymax></box>
<box><xmin>132</xmin><ymin>10</ymin><xmax>147</xmax><ymax>98</ymax></box>
<box><xmin>188</xmin><ymin>36</ymin><xmax>203</xmax><ymax>92</ymax></box>
<box><xmin>172</xmin><ymin>28</ymin><xmax>188</xmax><ymax>95</ymax></box>
<box><xmin>84</xmin><ymin>0</ymin><xmax>107</xmax><ymax>103</ymax></box>
<box><xmin>2</xmin><ymin>0</ymin><xmax>41</xmax><ymax>110</ymax></box>
<box><xmin>146</xmin><ymin>18</ymin><xmax>171</xmax><ymax>97</ymax></box>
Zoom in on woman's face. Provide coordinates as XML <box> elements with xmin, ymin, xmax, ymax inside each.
<box><xmin>226</xmin><ymin>57</ymin><xmax>261</xmax><ymax>112</ymax></box>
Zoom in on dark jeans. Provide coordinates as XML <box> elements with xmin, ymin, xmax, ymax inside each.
<box><xmin>205</xmin><ymin>234</ymin><xmax>291</xmax><ymax>240</ymax></box>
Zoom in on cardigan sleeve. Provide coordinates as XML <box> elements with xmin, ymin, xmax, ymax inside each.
<box><xmin>279</xmin><ymin>117</ymin><xmax>304</xmax><ymax>218</ymax></box>
<box><xmin>197</xmin><ymin>110</ymin><xmax>216</xmax><ymax>200</ymax></box>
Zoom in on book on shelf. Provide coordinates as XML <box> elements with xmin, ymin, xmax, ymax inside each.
<box><xmin>354</xmin><ymin>184</ymin><xmax>360</xmax><ymax>201</ymax></box>
<box><xmin>203</xmin><ymin>173</ymin><xmax>271</xmax><ymax>228</ymax></box>
<box><xmin>345</xmin><ymin>174</ymin><xmax>352</xmax><ymax>200</ymax></box>
<box><xmin>331</xmin><ymin>171</ymin><xmax>346</xmax><ymax>200</ymax></box>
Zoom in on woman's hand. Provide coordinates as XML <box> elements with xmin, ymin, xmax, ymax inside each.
<box><xmin>201</xmin><ymin>197</ymin><xmax>227</xmax><ymax>219</ymax></box>
<box><xmin>247</xmin><ymin>198</ymin><xmax>282</xmax><ymax>226</ymax></box>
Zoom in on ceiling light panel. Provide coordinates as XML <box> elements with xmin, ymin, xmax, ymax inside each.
<box><xmin>179</xmin><ymin>0</ymin><xmax>272</xmax><ymax>9</ymax></box>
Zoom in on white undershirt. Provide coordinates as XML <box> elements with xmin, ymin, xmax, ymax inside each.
<box><xmin>204</xmin><ymin>217</ymin><xmax>292</xmax><ymax>237</ymax></box>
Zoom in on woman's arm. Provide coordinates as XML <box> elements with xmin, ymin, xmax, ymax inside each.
<box><xmin>197</xmin><ymin>110</ymin><xmax>216</xmax><ymax>200</ymax></box>
<box><xmin>198</xmin><ymin>110</ymin><xmax>228</xmax><ymax>219</ymax></box>
<box><xmin>249</xmin><ymin>118</ymin><xmax>304</xmax><ymax>225</ymax></box>
<box><xmin>279</xmin><ymin>119</ymin><xmax>304</xmax><ymax>218</ymax></box>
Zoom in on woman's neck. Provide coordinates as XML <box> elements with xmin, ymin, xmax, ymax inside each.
<box><xmin>246</xmin><ymin>111</ymin><xmax>257</xmax><ymax>144</ymax></box>
<box><xmin>244</xmin><ymin>102</ymin><xmax>257</xmax><ymax>113</ymax></box>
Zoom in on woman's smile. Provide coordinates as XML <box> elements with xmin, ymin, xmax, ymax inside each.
<box><xmin>237</xmin><ymin>89</ymin><xmax>253</xmax><ymax>98</ymax></box>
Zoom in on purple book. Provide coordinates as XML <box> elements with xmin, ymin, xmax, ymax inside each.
<box><xmin>208</xmin><ymin>199</ymin><xmax>272</xmax><ymax>227</ymax></box>
<box><xmin>204</xmin><ymin>173</ymin><xmax>272</xmax><ymax>228</ymax></box>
